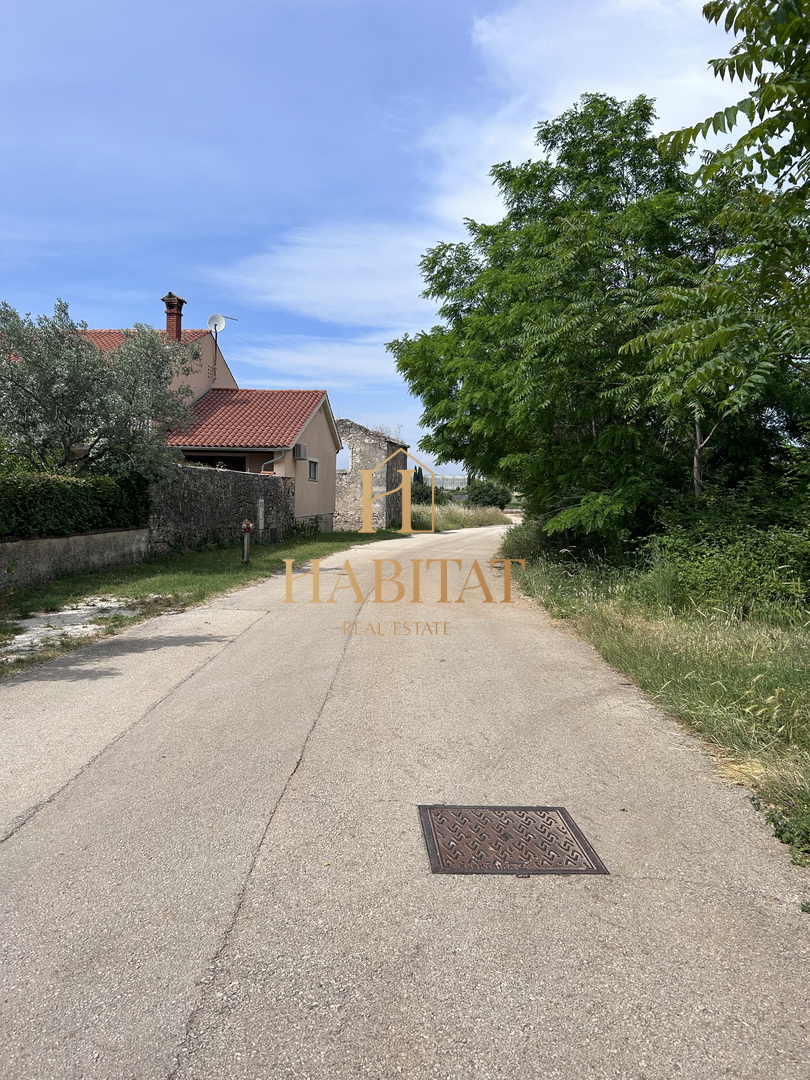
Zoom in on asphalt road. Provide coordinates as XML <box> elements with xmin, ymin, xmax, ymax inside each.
<box><xmin>1</xmin><ymin>526</ymin><xmax>809</xmax><ymax>1080</ymax></box>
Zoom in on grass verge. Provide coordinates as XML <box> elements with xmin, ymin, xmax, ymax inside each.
<box><xmin>0</xmin><ymin>530</ymin><xmax>400</xmax><ymax>677</ymax></box>
<box><xmin>511</xmin><ymin>553</ymin><xmax>810</xmax><ymax>867</ymax></box>
<box><xmin>411</xmin><ymin>504</ymin><xmax>511</xmax><ymax>530</ymax></box>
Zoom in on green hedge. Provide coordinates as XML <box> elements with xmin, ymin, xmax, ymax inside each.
<box><xmin>636</xmin><ymin>526</ymin><xmax>810</xmax><ymax>611</ymax></box>
<box><xmin>0</xmin><ymin>474</ymin><xmax>149</xmax><ymax>539</ymax></box>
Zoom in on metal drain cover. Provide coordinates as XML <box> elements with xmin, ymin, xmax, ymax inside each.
<box><xmin>418</xmin><ymin>805</ymin><xmax>608</xmax><ymax>875</ymax></box>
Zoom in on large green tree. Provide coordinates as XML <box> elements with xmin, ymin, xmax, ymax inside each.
<box><xmin>0</xmin><ymin>300</ymin><xmax>200</xmax><ymax>477</ymax></box>
<box><xmin>624</xmin><ymin>0</ymin><xmax>810</xmax><ymax>502</ymax></box>
<box><xmin>389</xmin><ymin>94</ymin><xmax>744</xmax><ymax>539</ymax></box>
<box><xmin>663</xmin><ymin>0</ymin><xmax>810</xmax><ymax>193</ymax></box>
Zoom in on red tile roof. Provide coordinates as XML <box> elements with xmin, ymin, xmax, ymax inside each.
<box><xmin>82</xmin><ymin>329</ymin><xmax>211</xmax><ymax>350</ymax></box>
<box><xmin>168</xmin><ymin>388</ymin><xmax>327</xmax><ymax>449</ymax></box>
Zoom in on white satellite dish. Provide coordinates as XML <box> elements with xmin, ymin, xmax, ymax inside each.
<box><xmin>207</xmin><ymin>314</ymin><xmax>227</xmax><ymax>333</ymax></box>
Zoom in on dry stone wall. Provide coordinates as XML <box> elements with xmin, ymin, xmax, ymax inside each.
<box><xmin>334</xmin><ymin>419</ymin><xmax>408</xmax><ymax>531</ymax></box>
<box><xmin>148</xmin><ymin>465</ymin><xmax>295</xmax><ymax>553</ymax></box>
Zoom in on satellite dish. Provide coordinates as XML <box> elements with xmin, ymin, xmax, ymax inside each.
<box><xmin>207</xmin><ymin>314</ymin><xmax>227</xmax><ymax>333</ymax></box>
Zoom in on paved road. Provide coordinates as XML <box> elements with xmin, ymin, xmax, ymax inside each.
<box><xmin>1</xmin><ymin>527</ymin><xmax>808</xmax><ymax>1080</ymax></box>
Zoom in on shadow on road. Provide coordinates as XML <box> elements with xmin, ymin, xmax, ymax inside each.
<box><xmin>7</xmin><ymin>634</ymin><xmax>230</xmax><ymax>683</ymax></box>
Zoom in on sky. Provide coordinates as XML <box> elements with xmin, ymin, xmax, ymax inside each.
<box><xmin>0</xmin><ymin>0</ymin><xmax>737</xmax><ymax>470</ymax></box>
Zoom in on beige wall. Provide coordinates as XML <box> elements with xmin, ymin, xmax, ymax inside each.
<box><xmin>171</xmin><ymin>334</ymin><xmax>238</xmax><ymax>402</ymax></box>
<box><xmin>248</xmin><ymin>404</ymin><xmax>338</xmax><ymax>519</ymax></box>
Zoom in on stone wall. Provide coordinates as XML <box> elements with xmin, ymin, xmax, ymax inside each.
<box><xmin>334</xmin><ymin>419</ymin><xmax>408</xmax><ymax>531</ymax></box>
<box><xmin>0</xmin><ymin>467</ymin><xmax>296</xmax><ymax>589</ymax></box>
<box><xmin>148</xmin><ymin>465</ymin><xmax>295</xmax><ymax>553</ymax></box>
<box><xmin>0</xmin><ymin>528</ymin><xmax>149</xmax><ymax>588</ymax></box>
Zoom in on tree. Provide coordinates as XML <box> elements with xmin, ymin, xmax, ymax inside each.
<box><xmin>0</xmin><ymin>300</ymin><xmax>201</xmax><ymax>477</ymax></box>
<box><xmin>628</xmin><ymin>1</ymin><xmax>810</xmax><ymax>501</ymax></box>
<box><xmin>662</xmin><ymin>0</ymin><xmax>810</xmax><ymax>194</ymax></box>
<box><xmin>389</xmin><ymin>94</ymin><xmax>739</xmax><ymax>541</ymax></box>
<box><xmin>467</xmin><ymin>479</ymin><xmax>512</xmax><ymax>510</ymax></box>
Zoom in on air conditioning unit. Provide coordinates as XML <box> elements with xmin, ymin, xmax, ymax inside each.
<box><xmin>293</xmin><ymin>443</ymin><xmax>308</xmax><ymax>460</ymax></box>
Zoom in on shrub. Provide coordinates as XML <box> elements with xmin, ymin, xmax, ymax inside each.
<box><xmin>0</xmin><ymin>473</ymin><xmax>149</xmax><ymax>539</ymax></box>
<box><xmin>467</xmin><ymin>479</ymin><xmax>512</xmax><ymax>510</ymax></box>
<box><xmin>634</xmin><ymin>526</ymin><xmax>810</xmax><ymax>613</ymax></box>
<box><xmin>411</xmin><ymin>480</ymin><xmax>451</xmax><ymax>505</ymax></box>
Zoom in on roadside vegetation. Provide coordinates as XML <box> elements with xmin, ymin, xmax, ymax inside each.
<box><xmin>411</xmin><ymin>503</ymin><xmax>510</xmax><ymax>530</ymax></box>
<box><xmin>502</xmin><ymin>518</ymin><xmax>810</xmax><ymax>865</ymax></box>
<box><xmin>0</xmin><ymin>530</ymin><xmax>400</xmax><ymax>677</ymax></box>
<box><xmin>391</xmin><ymin>2</ymin><xmax>810</xmax><ymax>864</ymax></box>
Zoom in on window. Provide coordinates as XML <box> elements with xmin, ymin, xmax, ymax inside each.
<box><xmin>308</xmin><ymin>459</ymin><xmax>319</xmax><ymax>481</ymax></box>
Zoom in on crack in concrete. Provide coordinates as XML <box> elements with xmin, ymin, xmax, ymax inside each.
<box><xmin>165</xmin><ymin>585</ymin><xmax>374</xmax><ymax>1080</ymax></box>
<box><xmin>0</xmin><ymin>610</ymin><xmax>266</xmax><ymax>846</ymax></box>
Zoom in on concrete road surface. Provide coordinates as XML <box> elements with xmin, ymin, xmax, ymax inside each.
<box><xmin>1</xmin><ymin>526</ymin><xmax>808</xmax><ymax>1080</ymax></box>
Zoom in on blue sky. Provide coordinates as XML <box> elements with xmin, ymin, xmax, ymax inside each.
<box><xmin>1</xmin><ymin>0</ymin><xmax>735</xmax><ymax>468</ymax></box>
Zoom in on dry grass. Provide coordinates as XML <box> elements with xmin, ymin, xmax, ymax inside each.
<box><xmin>411</xmin><ymin>503</ymin><xmax>511</xmax><ymax>530</ymax></box>
<box><xmin>514</xmin><ymin>554</ymin><xmax>810</xmax><ymax>864</ymax></box>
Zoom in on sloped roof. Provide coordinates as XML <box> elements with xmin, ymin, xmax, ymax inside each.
<box><xmin>82</xmin><ymin>329</ymin><xmax>211</xmax><ymax>350</ymax></box>
<box><xmin>168</xmin><ymin>388</ymin><xmax>328</xmax><ymax>449</ymax></box>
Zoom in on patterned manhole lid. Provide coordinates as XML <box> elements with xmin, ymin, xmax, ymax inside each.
<box><xmin>418</xmin><ymin>805</ymin><xmax>608</xmax><ymax>875</ymax></box>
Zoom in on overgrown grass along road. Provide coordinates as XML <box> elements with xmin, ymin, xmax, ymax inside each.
<box><xmin>0</xmin><ymin>530</ymin><xmax>401</xmax><ymax>675</ymax></box>
<box><xmin>503</xmin><ymin>539</ymin><xmax>810</xmax><ymax>866</ymax></box>
<box><xmin>411</xmin><ymin>504</ymin><xmax>510</xmax><ymax>530</ymax></box>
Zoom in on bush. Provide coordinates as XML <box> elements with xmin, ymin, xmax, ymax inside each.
<box><xmin>467</xmin><ymin>479</ymin><xmax>512</xmax><ymax>510</ymax></box>
<box><xmin>499</xmin><ymin>517</ymin><xmax>577</xmax><ymax>561</ymax></box>
<box><xmin>634</xmin><ymin>526</ymin><xmax>810</xmax><ymax>613</ymax></box>
<box><xmin>411</xmin><ymin>480</ymin><xmax>451</xmax><ymax>505</ymax></box>
<box><xmin>0</xmin><ymin>473</ymin><xmax>149</xmax><ymax>539</ymax></box>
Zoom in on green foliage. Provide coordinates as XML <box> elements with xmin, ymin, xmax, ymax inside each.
<box><xmin>0</xmin><ymin>300</ymin><xmax>200</xmax><ymax>477</ymax></box>
<box><xmin>411</xmin><ymin>480</ymin><xmax>451</xmax><ymax>505</ymax></box>
<box><xmin>638</xmin><ymin>3</ymin><xmax>810</xmax><ymax>504</ymax></box>
<box><xmin>636</xmin><ymin>525</ymin><xmax>810</xmax><ymax>611</ymax></box>
<box><xmin>466</xmin><ymin>479</ymin><xmax>512</xmax><ymax>509</ymax></box>
<box><xmin>0</xmin><ymin>473</ymin><xmax>149</xmax><ymax>539</ymax></box>
<box><xmin>389</xmin><ymin>94</ymin><xmax>755</xmax><ymax>543</ymax></box>
<box><xmin>662</xmin><ymin>0</ymin><xmax>810</xmax><ymax>194</ymax></box>
<box><xmin>757</xmin><ymin>799</ymin><xmax>810</xmax><ymax>865</ymax></box>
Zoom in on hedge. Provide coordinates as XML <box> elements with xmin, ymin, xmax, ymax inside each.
<box><xmin>0</xmin><ymin>473</ymin><xmax>150</xmax><ymax>540</ymax></box>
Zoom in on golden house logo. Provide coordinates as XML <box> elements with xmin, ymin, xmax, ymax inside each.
<box><xmin>358</xmin><ymin>450</ymin><xmax>436</xmax><ymax>534</ymax></box>
<box><xmin>283</xmin><ymin>449</ymin><xmax>524</xmax><ymax>610</ymax></box>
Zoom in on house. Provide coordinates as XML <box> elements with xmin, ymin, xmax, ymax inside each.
<box><xmin>334</xmin><ymin>418</ymin><xmax>409</xmax><ymax>530</ymax></box>
<box><xmin>83</xmin><ymin>292</ymin><xmax>239</xmax><ymax>401</ymax></box>
<box><xmin>168</xmin><ymin>387</ymin><xmax>341</xmax><ymax>532</ymax></box>
<box><xmin>85</xmin><ymin>292</ymin><xmax>341</xmax><ymax>532</ymax></box>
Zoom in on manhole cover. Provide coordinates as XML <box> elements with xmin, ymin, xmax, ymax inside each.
<box><xmin>418</xmin><ymin>805</ymin><xmax>608</xmax><ymax>875</ymax></box>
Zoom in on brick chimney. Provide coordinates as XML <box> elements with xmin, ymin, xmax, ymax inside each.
<box><xmin>161</xmin><ymin>292</ymin><xmax>186</xmax><ymax>342</ymax></box>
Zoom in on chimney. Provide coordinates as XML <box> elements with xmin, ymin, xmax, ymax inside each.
<box><xmin>161</xmin><ymin>292</ymin><xmax>186</xmax><ymax>342</ymax></box>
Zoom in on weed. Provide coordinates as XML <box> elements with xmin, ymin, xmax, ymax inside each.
<box><xmin>411</xmin><ymin>504</ymin><xmax>511</xmax><ymax>531</ymax></box>
<box><xmin>505</xmin><ymin>534</ymin><xmax>810</xmax><ymax>864</ymax></box>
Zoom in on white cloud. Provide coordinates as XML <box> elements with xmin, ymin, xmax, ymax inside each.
<box><xmin>421</xmin><ymin>0</ymin><xmax>735</xmax><ymax>228</ymax></box>
<box><xmin>215</xmin><ymin>0</ymin><xmax>744</xmax><ymax>408</ymax></box>
<box><xmin>211</xmin><ymin>222</ymin><xmax>442</xmax><ymax>332</ymax></box>
<box><xmin>470</xmin><ymin>0</ymin><xmax>734</xmax><ymax>135</ymax></box>
<box><xmin>227</xmin><ymin>331</ymin><xmax>404</xmax><ymax>391</ymax></box>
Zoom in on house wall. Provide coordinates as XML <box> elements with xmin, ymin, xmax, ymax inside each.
<box><xmin>170</xmin><ymin>334</ymin><xmax>238</xmax><ymax>403</ymax></box>
<box><xmin>148</xmin><ymin>465</ymin><xmax>295</xmax><ymax>553</ymax></box>
<box><xmin>253</xmin><ymin>405</ymin><xmax>338</xmax><ymax>529</ymax></box>
<box><xmin>334</xmin><ymin>419</ymin><xmax>408</xmax><ymax>531</ymax></box>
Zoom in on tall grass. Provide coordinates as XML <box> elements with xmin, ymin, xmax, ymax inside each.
<box><xmin>411</xmin><ymin>503</ymin><xmax>510</xmax><ymax>530</ymax></box>
<box><xmin>505</xmin><ymin>527</ymin><xmax>810</xmax><ymax>865</ymax></box>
